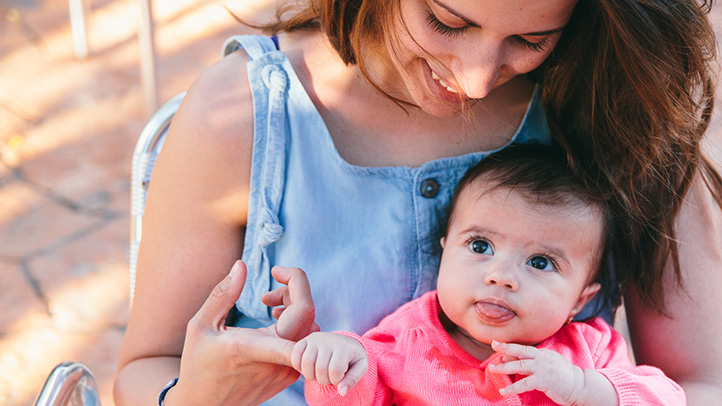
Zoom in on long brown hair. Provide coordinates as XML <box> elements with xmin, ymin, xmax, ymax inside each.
<box><xmin>238</xmin><ymin>0</ymin><xmax>722</xmax><ymax>314</ymax></box>
<box><xmin>536</xmin><ymin>0</ymin><xmax>721</xmax><ymax>313</ymax></box>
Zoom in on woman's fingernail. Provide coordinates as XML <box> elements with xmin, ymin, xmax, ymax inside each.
<box><xmin>230</xmin><ymin>261</ymin><xmax>240</xmax><ymax>277</ymax></box>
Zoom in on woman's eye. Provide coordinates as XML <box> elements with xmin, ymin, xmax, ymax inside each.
<box><xmin>527</xmin><ymin>256</ymin><xmax>555</xmax><ymax>271</ymax></box>
<box><xmin>512</xmin><ymin>36</ymin><xmax>550</xmax><ymax>53</ymax></box>
<box><xmin>469</xmin><ymin>239</ymin><xmax>492</xmax><ymax>254</ymax></box>
<box><xmin>426</xmin><ymin>12</ymin><xmax>469</xmax><ymax>37</ymax></box>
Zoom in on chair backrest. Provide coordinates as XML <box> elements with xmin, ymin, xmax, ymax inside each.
<box><xmin>130</xmin><ymin>92</ymin><xmax>185</xmax><ymax>302</ymax></box>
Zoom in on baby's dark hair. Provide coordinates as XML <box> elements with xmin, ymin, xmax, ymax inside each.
<box><xmin>447</xmin><ymin>144</ymin><xmax>618</xmax><ymax>318</ymax></box>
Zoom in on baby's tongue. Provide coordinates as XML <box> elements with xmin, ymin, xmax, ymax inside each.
<box><xmin>475</xmin><ymin>302</ymin><xmax>515</xmax><ymax>323</ymax></box>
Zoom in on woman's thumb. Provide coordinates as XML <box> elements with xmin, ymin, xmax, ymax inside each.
<box><xmin>195</xmin><ymin>260</ymin><xmax>247</xmax><ymax>330</ymax></box>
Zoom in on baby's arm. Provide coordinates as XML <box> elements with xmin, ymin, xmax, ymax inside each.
<box><xmin>488</xmin><ymin>341</ymin><xmax>618</xmax><ymax>406</ymax></box>
<box><xmin>292</xmin><ymin>332</ymin><xmax>369</xmax><ymax>396</ymax></box>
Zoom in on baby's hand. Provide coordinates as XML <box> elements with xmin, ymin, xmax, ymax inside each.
<box><xmin>262</xmin><ymin>266</ymin><xmax>320</xmax><ymax>341</ymax></box>
<box><xmin>488</xmin><ymin>341</ymin><xmax>587</xmax><ymax>405</ymax></box>
<box><xmin>292</xmin><ymin>332</ymin><xmax>369</xmax><ymax>396</ymax></box>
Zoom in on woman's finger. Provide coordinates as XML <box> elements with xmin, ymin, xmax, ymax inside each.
<box><xmin>271</xmin><ymin>266</ymin><xmax>317</xmax><ymax>340</ymax></box>
<box><xmin>271</xmin><ymin>306</ymin><xmax>285</xmax><ymax>320</ymax></box>
<box><xmin>229</xmin><ymin>326</ymin><xmax>297</xmax><ymax>367</ymax></box>
<box><xmin>271</xmin><ymin>266</ymin><xmax>315</xmax><ymax>307</ymax></box>
<box><xmin>191</xmin><ymin>260</ymin><xmax>247</xmax><ymax>331</ymax></box>
<box><xmin>261</xmin><ymin>286</ymin><xmax>289</xmax><ymax>309</ymax></box>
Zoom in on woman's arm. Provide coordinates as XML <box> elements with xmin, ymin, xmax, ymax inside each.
<box><xmin>625</xmin><ymin>172</ymin><xmax>722</xmax><ymax>405</ymax></box>
<box><xmin>114</xmin><ymin>50</ymin><xmax>300</xmax><ymax>405</ymax></box>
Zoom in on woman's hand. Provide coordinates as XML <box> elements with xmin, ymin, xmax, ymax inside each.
<box><xmin>163</xmin><ymin>261</ymin><xmax>303</xmax><ymax>406</ymax></box>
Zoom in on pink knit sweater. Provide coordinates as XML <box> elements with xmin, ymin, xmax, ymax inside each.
<box><xmin>305</xmin><ymin>291</ymin><xmax>684</xmax><ymax>406</ymax></box>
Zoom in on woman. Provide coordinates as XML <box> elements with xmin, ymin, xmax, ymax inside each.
<box><xmin>114</xmin><ymin>0</ymin><xmax>722</xmax><ymax>405</ymax></box>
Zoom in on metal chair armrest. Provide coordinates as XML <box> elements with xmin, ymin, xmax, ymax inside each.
<box><xmin>33</xmin><ymin>362</ymin><xmax>100</xmax><ymax>406</ymax></box>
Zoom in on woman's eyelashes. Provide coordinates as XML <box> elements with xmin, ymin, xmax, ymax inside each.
<box><xmin>426</xmin><ymin>12</ymin><xmax>470</xmax><ymax>37</ymax></box>
<box><xmin>425</xmin><ymin>11</ymin><xmax>550</xmax><ymax>53</ymax></box>
<box><xmin>512</xmin><ymin>36</ymin><xmax>550</xmax><ymax>53</ymax></box>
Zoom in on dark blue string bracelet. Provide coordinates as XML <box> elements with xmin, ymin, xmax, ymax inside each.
<box><xmin>158</xmin><ymin>377</ymin><xmax>179</xmax><ymax>405</ymax></box>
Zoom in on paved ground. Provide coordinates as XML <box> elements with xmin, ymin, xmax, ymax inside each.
<box><xmin>0</xmin><ymin>1</ymin><xmax>721</xmax><ymax>406</ymax></box>
<box><xmin>0</xmin><ymin>1</ymin><xmax>273</xmax><ymax>404</ymax></box>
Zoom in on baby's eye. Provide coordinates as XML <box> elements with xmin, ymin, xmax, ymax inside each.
<box><xmin>469</xmin><ymin>239</ymin><xmax>493</xmax><ymax>255</ymax></box>
<box><xmin>527</xmin><ymin>256</ymin><xmax>555</xmax><ymax>271</ymax></box>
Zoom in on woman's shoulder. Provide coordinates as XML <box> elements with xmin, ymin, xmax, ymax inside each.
<box><xmin>174</xmin><ymin>31</ymin><xmax>323</xmax><ymax>140</ymax></box>
<box><xmin>149</xmin><ymin>49</ymin><xmax>256</xmax><ymax>228</ymax></box>
<box><xmin>162</xmin><ymin>49</ymin><xmax>257</xmax><ymax>180</ymax></box>
<box><xmin>180</xmin><ymin>49</ymin><xmax>254</xmax><ymax>141</ymax></box>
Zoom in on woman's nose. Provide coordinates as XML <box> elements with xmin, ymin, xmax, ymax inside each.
<box><xmin>484</xmin><ymin>262</ymin><xmax>519</xmax><ymax>291</ymax></box>
<box><xmin>454</xmin><ymin>42</ymin><xmax>504</xmax><ymax>99</ymax></box>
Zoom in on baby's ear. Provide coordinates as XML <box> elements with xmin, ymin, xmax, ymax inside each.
<box><xmin>440</xmin><ymin>237</ymin><xmax>446</xmax><ymax>249</ymax></box>
<box><xmin>570</xmin><ymin>283</ymin><xmax>601</xmax><ymax>319</ymax></box>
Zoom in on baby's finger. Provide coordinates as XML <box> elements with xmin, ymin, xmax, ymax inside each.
<box><xmin>328</xmin><ymin>353</ymin><xmax>350</xmax><ymax>386</ymax></box>
<box><xmin>500</xmin><ymin>354</ymin><xmax>520</xmax><ymax>363</ymax></box>
<box><xmin>489</xmin><ymin>358</ymin><xmax>538</xmax><ymax>376</ymax></box>
<box><xmin>291</xmin><ymin>339</ymin><xmax>308</xmax><ymax>372</ymax></box>
<box><xmin>300</xmin><ymin>343</ymin><xmax>320</xmax><ymax>382</ymax></box>
<box><xmin>492</xmin><ymin>340</ymin><xmax>538</xmax><ymax>359</ymax></box>
<box><xmin>498</xmin><ymin>376</ymin><xmax>539</xmax><ymax>397</ymax></box>
<box><xmin>314</xmin><ymin>347</ymin><xmax>333</xmax><ymax>386</ymax></box>
<box><xmin>337</xmin><ymin>358</ymin><xmax>368</xmax><ymax>396</ymax></box>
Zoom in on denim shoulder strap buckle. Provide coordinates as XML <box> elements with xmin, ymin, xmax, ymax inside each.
<box><xmin>222</xmin><ymin>35</ymin><xmax>279</xmax><ymax>60</ymax></box>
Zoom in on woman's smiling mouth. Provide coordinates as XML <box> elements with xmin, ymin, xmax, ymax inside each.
<box><xmin>431</xmin><ymin>70</ymin><xmax>459</xmax><ymax>94</ymax></box>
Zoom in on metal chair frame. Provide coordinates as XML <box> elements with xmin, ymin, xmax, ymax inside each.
<box><xmin>33</xmin><ymin>362</ymin><xmax>100</xmax><ymax>406</ymax></box>
<box><xmin>130</xmin><ymin>92</ymin><xmax>185</xmax><ymax>302</ymax></box>
<box><xmin>33</xmin><ymin>93</ymin><xmax>184</xmax><ymax>406</ymax></box>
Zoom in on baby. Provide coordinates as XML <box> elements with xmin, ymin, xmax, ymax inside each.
<box><xmin>268</xmin><ymin>145</ymin><xmax>684</xmax><ymax>406</ymax></box>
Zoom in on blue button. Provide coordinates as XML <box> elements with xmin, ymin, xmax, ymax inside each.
<box><xmin>420</xmin><ymin>178</ymin><xmax>440</xmax><ymax>198</ymax></box>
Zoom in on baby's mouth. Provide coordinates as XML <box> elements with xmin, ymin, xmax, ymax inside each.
<box><xmin>474</xmin><ymin>300</ymin><xmax>516</xmax><ymax>324</ymax></box>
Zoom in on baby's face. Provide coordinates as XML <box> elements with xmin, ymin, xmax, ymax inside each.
<box><xmin>437</xmin><ymin>182</ymin><xmax>603</xmax><ymax>351</ymax></box>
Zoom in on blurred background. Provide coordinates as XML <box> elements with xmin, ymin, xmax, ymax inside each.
<box><xmin>0</xmin><ymin>0</ymin><xmax>274</xmax><ymax>404</ymax></box>
<box><xmin>0</xmin><ymin>1</ymin><xmax>721</xmax><ymax>405</ymax></box>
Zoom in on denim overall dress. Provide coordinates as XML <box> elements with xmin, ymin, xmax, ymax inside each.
<box><xmin>223</xmin><ymin>35</ymin><xmax>598</xmax><ymax>405</ymax></box>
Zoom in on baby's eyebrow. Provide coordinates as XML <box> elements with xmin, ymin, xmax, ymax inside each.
<box><xmin>536</xmin><ymin>244</ymin><xmax>572</xmax><ymax>270</ymax></box>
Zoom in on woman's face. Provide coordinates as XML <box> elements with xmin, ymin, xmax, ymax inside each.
<box><xmin>383</xmin><ymin>0</ymin><xmax>578</xmax><ymax>117</ymax></box>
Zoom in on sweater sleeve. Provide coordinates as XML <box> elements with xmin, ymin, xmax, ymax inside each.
<box><xmin>583</xmin><ymin>319</ymin><xmax>686</xmax><ymax>406</ymax></box>
<box><xmin>304</xmin><ymin>331</ymin><xmax>393</xmax><ymax>406</ymax></box>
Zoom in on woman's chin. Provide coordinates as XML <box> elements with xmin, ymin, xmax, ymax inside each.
<box><xmin>416</xmin><ymin>97</ymin><xmax>468</xmax><ymax>118</ymax></box>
